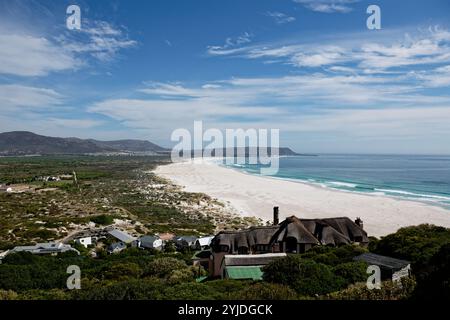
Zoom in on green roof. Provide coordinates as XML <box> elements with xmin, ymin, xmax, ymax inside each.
<box><xmin>225</xmin><ymin>266</ymin><xmax>263</xmax><ymax>280</ymax></box>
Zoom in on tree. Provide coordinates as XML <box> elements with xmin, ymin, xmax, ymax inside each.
<box><xmin>301</xmin><ymin>244</ymin><xmax>367</xmax><ymax>266</ymax></box>
<box><xmin>163</xmin><ymin>240</ymin><xmax>177</xmax><ymax>253</ymax></box>
<box><xmin>327</xmin><ymin>278</ymin><xmax>416</xmax><ymax>300</ymax></box>
<box><xmin>90</xmin><ymin>214</ymin><xmax>114</xmax><ymax>226</ymax></box>
<box><xmin>263</xmin><ymin>255</ymin><xmax>345</xmax><ymax>296</ymax></box>
<box><xmin>372</xmin><ymin>224</ymin><xmax>450</xmax><ymax>268</ymax></box>
<box><xmin>101</xmin><ymin>262</ymin><xmax>143</xmax><ymax>281</ymax></box>
<box><xmin>143</xmin><ymin>257</ymin><xmax>189</xmax><ymax>279</ymax></box>
<box><xmin>236</xmin><ymin>283</ymin><xmax>298</xmax><ymax>300</ymax></box>
<box><xmin>412</xmin><ymin>243</ymin><xmax>450</xmax><ymax>300</ymax></box>
<box><xmin>332</xmin><ymin>261</ymin><xmax>368</xmax><ymax>287</ymax></box>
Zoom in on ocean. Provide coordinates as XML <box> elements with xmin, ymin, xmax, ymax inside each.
<box><xmin>221</xmin><ymin>154</ymin><xmax>450</xmax><ymax>210</ymax></box>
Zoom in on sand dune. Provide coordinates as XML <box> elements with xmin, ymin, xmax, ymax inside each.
<box><xmin>154</xmin><ymin>160</ymin><xmax>450</xmax><ymax>237</ymax></box>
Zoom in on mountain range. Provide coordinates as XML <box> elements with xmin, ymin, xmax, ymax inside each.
<box><xmin>0</xmin><ymin>131</ymin><xmax>168</xmax><ymax>156</ymax></box>
<box><xmin>0</xmin><ymin>131</ymin><xmax>304</xmax><ymax>156</ymax></box>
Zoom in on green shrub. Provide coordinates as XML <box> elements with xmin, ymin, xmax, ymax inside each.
<box><xmin>263</xmin><ymin>256</ymin><xmax>345</xmax><ymax>296</ymax></box>
<box><xmin>236</xmin><ymin>282</ymin><xmax>298</xmax><ymax>300</ymax></box>
<box><xmin>301</xmin><ymin>244</ymin><xmax>367</xmax><ymax>266</ymax></box>
<box><xmin>326</xmin><ymin>278</ymin><xmax>416</xmax><ymax>300</ymax></box>
<box><xmin>372</xmin><ymin>224</ymin><xmax>450</xmax><ymax>267</ymax></box>
<box><xmin>412</xmin><ymin>243</ymin><xmax>450</xmax><ymax>300</ymax></box>
<box><xmin>0</xmin><ymin>290</ymin><xmax>19</xmax><ymax>300</ymax></box>
<box><xmin>90</xmin><ymin>214</ymin><xmax>114</xmax><ymax>226</ymax></box>
<box><xmin>332</xmin><ymin>261</ymin><xmax>368</xmax><ymax>287</ymax></box>
<box><xmin>161</xmin><ymin>282</ymin><xmax>223</xmax><ymax>300</ymax></box>
<box><xmin>101</xmin><ymin>262</ymin><xmax>143</xmax><ymax>281</ymax></box>
<box><xmin>143</xmin><ymin>257</ymin><xmax>189</xmax><ymax>279</ymax></box>
<box><xmin>71</xmin><ymin>278</ymin><xmax>165</xmax><ymax>300</ymax></box>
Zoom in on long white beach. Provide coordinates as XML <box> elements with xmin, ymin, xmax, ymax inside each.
<box><xmin>154</xmin><ymin>160</ymin><xmax>450</xmax><ymax>237</ymax></box>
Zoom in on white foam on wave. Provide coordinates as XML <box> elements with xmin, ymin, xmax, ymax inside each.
<box><xmin>375</xmin><ymin>188</ymin><xmax>450</xmax><ymax>201</ymax></box>
<box><xmin>327</xmin><ymin>181</ymin><xmax>358</xmax><ymax>188</ymax></box>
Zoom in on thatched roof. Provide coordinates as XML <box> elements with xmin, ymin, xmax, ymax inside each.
<box><xmin>300</xmin><ymin>217</ymin><xmax>368</xmax><ymax>245</ymax></box>
<box><xmin>211</xmin><ymin>215</ymin><xmax>368</xmax><ymax>254</ymax></box>
<box><xmin>274</xmin><ymin>216</ymin><xmax>320</xmax><ymax>244</ymax></box>
<box><xmin>320</xmin><ymin>217</ymin><xmax>368</xmax><ymax>242</ymax></box>
<box><xmin>212</xmin><ymin>226</ymin><xmax>279</xmax><ymax>252</ymax></box>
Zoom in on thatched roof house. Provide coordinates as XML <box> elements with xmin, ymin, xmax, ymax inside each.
<box><xmin>206</xmin><ymin>207</ymin><xmax>369</xmax><ymax>277</ymax></box>
<box><xmin>211</xmin><ymin>211</ymin><xmax>368</xmax><ymax>256</ymax></box>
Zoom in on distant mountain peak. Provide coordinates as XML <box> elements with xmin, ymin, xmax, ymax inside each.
<box><xmin>0</xmin><ymin>131</ymin><xmax>168</xmax><ymax>156</ymax></box>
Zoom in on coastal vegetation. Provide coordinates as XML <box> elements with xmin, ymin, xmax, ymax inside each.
<box><xmin>1</xmin><ymin>224</ymin><xmax>448</xmax><ymax>300</ymax></box>
<box><xmin>0</xmin><ymin>156</ymin><xmax>448</xmax><ymax>300</ymax></box>
<box><xmin>0</xmin><ymin>156</ymin><xmax>257</xmax><ymax>251</ymax></box>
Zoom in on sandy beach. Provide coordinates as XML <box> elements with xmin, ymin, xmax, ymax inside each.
<box><xmin>155</xmin><ymin>160</ymin><xmax>450</xmax><ymax>237</ymax></box>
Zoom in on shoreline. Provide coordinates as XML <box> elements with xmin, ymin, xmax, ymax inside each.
<box><xmin>223</xmin><ymin>164</ymin><xmax>450</xmax><ymax>211</ymax></box>
<box><xmin>154</xmin><ymin>160</ymin><xmax>450</xmax><ymax>238</ymax></box>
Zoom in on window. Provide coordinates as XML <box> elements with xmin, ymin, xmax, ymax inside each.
<box><xmin>238</xmin><ymin>247</ymin><xmax>248</xmax><ymax>254</ymax></box>
<box><xmin>254</xmin><ymin>244</ymin><xmax>270</xmax><ymax>252</ymax></box>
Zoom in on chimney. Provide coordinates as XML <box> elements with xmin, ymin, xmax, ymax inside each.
<box><xmin>273</xmin><ymin>206</ymin><xmax>279</xmax><ymax>225</ymax></box>
<box><xmin>355</xmin><ymin>217</ymin><xmax>363</xmax><ymax>229</ymax></box>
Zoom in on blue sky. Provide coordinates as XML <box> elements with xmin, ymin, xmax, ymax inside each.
<box><xmin>1</xmin><ymin>0</ymin><xmax>450</xmax><ymax>154</ymax></box>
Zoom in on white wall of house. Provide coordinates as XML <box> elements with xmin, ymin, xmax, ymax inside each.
<box><xmin>392</xmin><ymin>264</ymin><xmax>411</xmax><ymax>282</ymax></box>
<box><xmin>75</xmin><ymin>237</ymin><xmax>92</xmax><ymax>248</ymax></box>
<box><xmin>154</xmin><ymin>239</ymin><xmax>163</xmax><ymax>248</ymax></box>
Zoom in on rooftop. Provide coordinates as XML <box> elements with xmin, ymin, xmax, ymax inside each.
<box><xmin>225</xmin><ymin>266</ymin><xmax>264</xmax><ymax>280</ymax></box>
<box><xmin>354</xmin><ymin>253</ymin><xmax>410</xmax><ymax>270</ymax></box>
<box><xmin>223</xmin><ymin>253</ymin><xmax>287</xmax><ymax>267</ymax></box>
<box><xmin>212</xmin><ymin>216</ymin><xmax>368</xmax><ymax>253</ymax></box>
<box><xmin>108</xmin><ymin>229</ymin><xmax>136</xmax><ymax>243</ymax></box>
<box><xmin>196</xmin><ymin>236</ymin><xmax>214</xmax><ymax>246</ymax></box>
<box><xmin>11</xmin><ymin>242</ymin><xmax>79</xmax><ymax>255</ymax></box>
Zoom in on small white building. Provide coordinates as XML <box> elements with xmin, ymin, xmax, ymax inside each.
<box><xmin>75</xmin><ymin>236</ymin><xmax>93</xmax><ymax>248</ymax></box>
<box><xmin>195</xmin><ymin>236</ymin><xmax>214</xmax><ymax>250</ymax></box>
<box><xmin>134</xmin><ymin>236</ymin><xmax>163</xmax><ymax>251</ymax></box>
<box><xmin>0</xmin><ymin>250</ymin><xmax>10</xmax><ymax>264</ymax></box>
<box><xmin>107</xmin><ymin>242</ymin><xmax>127</xmax><ymax>254</ymax></box>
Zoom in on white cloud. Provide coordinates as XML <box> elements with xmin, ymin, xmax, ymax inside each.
<box><xmin>290</xmin><ymin>45</ymin><xmax>348</xmax><ymax>67</ymax></box>
<box><xmin>0</xmin><ymin>33</ymin><xmax>79</xmax><ymax>76</ymax></box>
<box><xmin>266</xmin><ymin>12</ymin><xmax>296</xmax><ymax>24</ymax></box>
<box><xmin>0</xmin><ymin>113</ymin><xmax>107</xmax><ymax>140</ymax></box>
<box><xmin>0</xmin><ymin>19</ymin><xmax>136</xmax><ymax>77</ymax></box>
<box><xmin>208</xmin><ymin>26</ymin><xmax>450</xmax><ymax>86</ymax></box>
<box><xmin>293</xmin><ymin>0</ymin><xmax>358</xmax><ymax>13</ymax></box>
<box><xmin>138</xmin><ymin>82</ymin><xmax>201</xmax><ymax>97</ymax></box>
<box><xmin>0</xmin><ymin>84</ymin><xmax>63</xmax><ymax>111</ymax></box>
<box><xmin>287</xmin><ymin>106</ymin><xmax>450</xmax><ymax>152</ymax></box>
<box><xmin>0</xmin><ymin>83</ymin><xmax>104</xmax><ymax>137</ymax></box>
<box><xmin>45</xmin><ymin>118</ymin><xmax>103</xmax><ymax>129</ymax></box>
<box><xmin>358</xmin><ymin>29</ymin><xmax>450</xmax><ymax>70</ymax></box>
<box><xmin>0</xmin><ymin>85</ymin><xmax>104</xmax><ymax>136</ymax></box>
<box><xmin>56</xmin><ymin>20</ymin><xmax>137</xmax><ymax>62</ymax></box>
<box><xmin>207</xmin><ymin>32</ymin><xmax>253</xmax><ymax>56</ymax></box>
<box><xmin>86</xmin><ymin>70</ymin><xmax>450</xmax><ymax>146</ymax></box>
<box><xmin>412</xmin><ymin>65</ymin><xmax>450</xmax><ymax>88</ymax></box>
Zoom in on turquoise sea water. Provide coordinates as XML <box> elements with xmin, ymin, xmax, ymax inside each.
<box><xmin>221</xmin><ymin>154</ymin><xmax>450</xmax><ymax>210</ymax></box>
